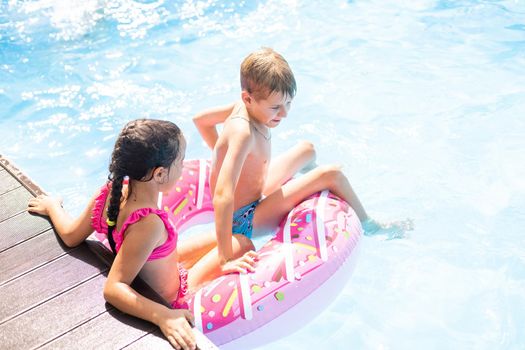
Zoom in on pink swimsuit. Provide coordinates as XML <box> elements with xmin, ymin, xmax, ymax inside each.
<box><xmin>91</xmin><ymin>183</ymin><xmax>188</xmax><ymax>309</ymax></box>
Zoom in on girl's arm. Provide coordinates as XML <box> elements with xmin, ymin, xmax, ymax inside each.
<box><xmin>27</xmin><ymin>192</ymin><xmax>97</xmax><ymax>247</ymax></box>
<box><xmin>103</xmin><ymin>215</ymin><xmax>196</xmax><ymax>350</ymax></box>
<box><xmin>192</xmin><ymin>103</ymin><xmax>236</xmax><ymax>149</ymax></box>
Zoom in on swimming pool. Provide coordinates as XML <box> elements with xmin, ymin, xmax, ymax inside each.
<box><xmin>1</xmin><ymin>0</ymin><xmax>524</xmax><ymax>348</ymax></box>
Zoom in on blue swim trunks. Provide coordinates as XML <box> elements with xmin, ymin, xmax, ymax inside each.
<box><xmin>232</xmin><ymin>200</ymin><xmax>259</xmax><ymax>239</ymax></box>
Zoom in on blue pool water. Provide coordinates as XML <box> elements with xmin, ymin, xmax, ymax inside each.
<box><xmin>1</xmin><ymin>1</ymin><xmax>525</xmax><ymax>349</ymax></box>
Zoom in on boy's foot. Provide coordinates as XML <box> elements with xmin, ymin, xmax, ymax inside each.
<box><xmin>362</xmin><ymin>217</ymin><xmax>414</xmax><ymax>240</ymax></box>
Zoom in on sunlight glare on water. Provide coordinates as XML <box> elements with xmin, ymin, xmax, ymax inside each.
<box><xmin>1</xmin><ymin>1</ymin><xmax>524</xmax><ymax>349</ymax></box>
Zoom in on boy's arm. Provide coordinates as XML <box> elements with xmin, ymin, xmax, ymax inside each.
<box><xmin>212</xmin><ymin>127</ymin><xmax>252</xmax><ymax>266</ymax></box>
<box><xmin>192</xmin><ymin>103</ymin><xmax>236</xmax><ymax>149</ymax></box>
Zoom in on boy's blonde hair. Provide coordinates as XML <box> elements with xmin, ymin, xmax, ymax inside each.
<box><xmin>240</xmin><ymin>47</ymin><xmax>296</xmax><ymax>100</ymax></box>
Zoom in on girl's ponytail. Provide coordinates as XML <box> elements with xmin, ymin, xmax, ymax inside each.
<box><xmin>106</xmin><ymin>174</ymin><xmax>124</xmax><ymax>253</ymax></box>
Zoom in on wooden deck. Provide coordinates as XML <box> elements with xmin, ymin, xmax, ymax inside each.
<box><xmin>0</xmin><ymin>155</ymin><xmax>175</xmax><ymax>349</ymax></box>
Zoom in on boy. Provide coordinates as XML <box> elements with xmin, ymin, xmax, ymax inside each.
<box><xmin>189</xmin><ymin>48</ymin><xmax>391</xmax><ymax>282</ymax></box>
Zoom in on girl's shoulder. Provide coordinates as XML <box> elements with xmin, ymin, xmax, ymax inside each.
<box><xmin>119</xmin><ymin>208</ymin><xmax>167</xmax><ymax>234</ymax></box>
<box><xmin>115</xmin><ymin>208</ymin><xmax>177</xmax><ymax>260</ymax></box>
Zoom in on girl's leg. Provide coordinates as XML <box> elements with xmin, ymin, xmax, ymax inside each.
<box><xmin>253</xmin><ymin>165</ymin><xmax>368</xmax><ymax>235</ymax></box>
<box><xmin>263</xmin><ymin>141</ymin><xmax>316</xmax><ymax>196</ymax></box>
<box><xmin>177</xmin><ymin>231</ymin><xmax>216</xmax><ymax>269</ymax></box>
<box><xmin>186</xmin><ymin>234</ymin><xmax>255</xmax><ymax>291</ymax></box>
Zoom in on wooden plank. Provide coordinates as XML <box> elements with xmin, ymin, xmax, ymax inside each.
<box><xmin>0</xmin><ymin>245</ymin><xmax>107</xmax><ymax>323</ymax></box>
<box><xmin>0</xmin><ymin>275</ymin><xmax>108</xmax><ymax>349</ymax></box>
<box><xmin>0</xmin><ymin>155</ymin><xmax>44</xmax><ymax>197</ymax></box>
<box><xmin>40</xmin><ymin>307</ymin><xmax>157</xmax><ymax>349</ymax></box>
<box><xmin>0</xmin><ymin>169</ymin><xmax>21</xmax><ymax>195</ymax></box>
<box><xmin>0</xmin><ymin>211</ymin><xmax>53</xmax><ymax>252</ymax></box>
<box><xmin>124</xmin><ymin>329</ymin><xmax>173</xmax><ymax>350</ymax></box>
<box><xmin>0</xmin><ymin>229</ymin><xmax>69</xmax><ymax>285</ymax></box>
<box><xmin>0</xmin><ymin>186</ymin><xmax>33</xmax><ymax>222</ymax></box>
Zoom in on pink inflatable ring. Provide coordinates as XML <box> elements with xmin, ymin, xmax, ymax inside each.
<box><xmin>163</xmin><ymin>160</ymin><xmax>362</xmax><ymax>348</ymax></box>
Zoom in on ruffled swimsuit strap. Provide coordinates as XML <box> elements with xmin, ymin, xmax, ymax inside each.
<box><xmin>91</xmin><ymin>183</ymin><xmax>110</xmax><ymax>234</ymax></box>
<box><xmin>113</xmin><ymin>208</ymin><xmax>178</xmax><ymax>261</ymax></box>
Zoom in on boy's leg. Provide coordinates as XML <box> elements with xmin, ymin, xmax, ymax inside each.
<box><xmin>253</xmin><ymin>165</ymin><xmax>368</xmax><ymax>235</ymax></box>
<box><xmin>186</xmin><ymin>234</ymin><xmax>255</xmax><ymax>291</ymax></box>
<box><xmin>263</xmin><ymin>141</ymin><xmax>316</xmax><ymax>196</ymax></box>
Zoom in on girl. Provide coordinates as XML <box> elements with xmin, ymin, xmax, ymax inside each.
<box><xmin>28</xmin><ymin>119</ymin><xmax>196</xmax><ymax>350</ymax></box>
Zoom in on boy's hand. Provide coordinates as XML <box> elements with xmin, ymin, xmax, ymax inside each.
<box><xmin>220</xmin><ymin>250</ymin><xmax>258</xmax><ymax>274</ymax></box>
<box><xmin>159</xmin><ymin>309</ymin><xmax>196</xmax><ymax>350</ymax></box>
<box><xmin>27</xmin><ymin>194</ymin><xmax>63</xmax><ymax>216</ymax></box>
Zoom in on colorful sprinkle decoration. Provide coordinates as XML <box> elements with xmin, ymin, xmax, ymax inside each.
<box><xmin>274</xmin><ymin>291</ymin><xmax>285</xmax><ymax>301</ymax></box>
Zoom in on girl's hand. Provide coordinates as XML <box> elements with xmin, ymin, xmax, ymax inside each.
<box><xmin>27</xmin><ymin>195</ymin><xmax>63</xmax><ymax>216</ymax></box>
<box><xmin>158</xmin><ymin>309</ymin><xmax>196</xmax><ymax>350</ymax></box>
<box><xmin>220</xmin><ymin>250</ymin><xmax>258</xmax><ymax>275</ymax></box>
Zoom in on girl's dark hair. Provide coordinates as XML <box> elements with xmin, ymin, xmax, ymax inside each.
<box><xmin>106</xmin><ymin>119</ymin><xmax>182</xmax><ymax>253</ymax></box>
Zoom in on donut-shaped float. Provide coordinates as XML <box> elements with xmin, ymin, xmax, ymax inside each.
<box><xmin>161</xmin><ymin>160</ymin><xmax>363</xmax><ymax>348</ymax></box>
